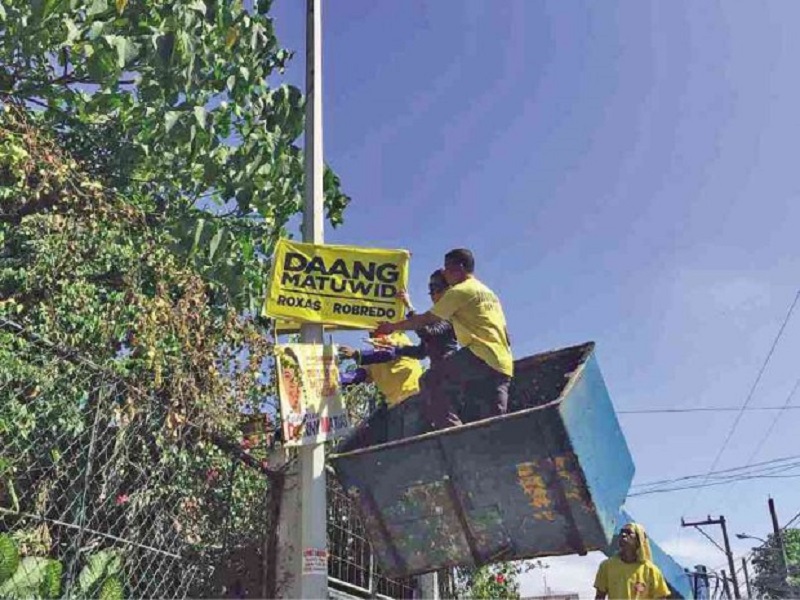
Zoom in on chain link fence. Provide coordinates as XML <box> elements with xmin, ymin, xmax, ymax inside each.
<box><xmin>1</xmin><ymin>320</ymin><xmax>428</xmax><ymax>599</ymax></box>
<box><xmin>0</xmin><ymin>320</ymin><xmax>281</xmax><ymax>599</ymax></box>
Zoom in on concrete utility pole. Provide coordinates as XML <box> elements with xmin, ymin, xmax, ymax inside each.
<box><xmin>682</xmin><ymin>516</ymin><xmax>741</xmax><ymax>599</ymax></box>
<box><xmin>298</xmin><ymin>0</ymin><xmax>327</xmax><ymax>598</ymax></box>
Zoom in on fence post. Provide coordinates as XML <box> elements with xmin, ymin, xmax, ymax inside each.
<box><xmin>419</xmin><ymin>571</ymin><xmax>439</xmax><ymax>599</ymax></box>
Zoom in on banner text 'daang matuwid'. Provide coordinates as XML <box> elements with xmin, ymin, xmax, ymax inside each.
<box><xmin>264</xmin><ymin>239</ymin><xmax>410</xmax><ymax>329</ymax></box>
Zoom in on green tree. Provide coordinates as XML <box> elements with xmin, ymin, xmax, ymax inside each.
<box><xmin>0</xmin><ymin>0</ymin><xmax>349</xmax><ymax>313</ymax></box>
<box><xmin>751</xmin><ymin>529</ymin><xmax>800</xmax><ymax>598</ymax></box>
<box><xmin>0</xmin><ymin>0</ymin><xmax>350</xmax><ymax>592</ymax></box>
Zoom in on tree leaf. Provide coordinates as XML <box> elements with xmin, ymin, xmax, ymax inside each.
<box><xmin>0</xmin><ymin>557</ymin><xmax>51</xmax><ymax>599</ymax></box>
<box><xmin>77</xmin><ymin>550</ymin><xmax>122</xmax><ymax>596</ymax></box>
<box><xmin>187</xmin><ymin>0</ymin><xmax>206</xmax><ymax>15</ymax></box>
<box><xmin>104</xmin><ymin>35</ymin><xmax>137</xmax><ymax>69</ymax></box>
<box><xmin>190</xmin><ymin>218</ymin><xmax>205</xmax><ymax>256</ymax></box>
<box><xmin>164</xmin><ymin>111</ymin><xmax>180</xmax><ymax>132</ymax></box>
<box><xmin>86</xmin><ymin>48</ymin><xmax>117</xmax><ymax>83</ymax></box>
<box><xmin>87</xmin><ymin>20</ymin><xmax>106</xmax><ymax>40</ymax></box>
<box><xmin>225</xmin><ymin>27</ymin><xmax>238</xmax><ymax>50</ymax></box>
<box><xmin>63</xmin><ymin>18</ymin><xmax>80</xmax><ymax>44</ymax></box>
<box><xmin>87</xmin><ymin>0</ymin><xmax>109</xmax><ymax>17</ymax></box>
<box><xmin>193</xmin><ymin>105</ymin><xmax>206</xmax><ymax>130</ymax></box>
<box><xmin>208</xmin><ymin>227</ymin><xmax>224</xmax><ymax>261</ymax></box>
<box><xmin>43</xmin><ymin>0</ymin><xmax>67</xmax><ymax>19</ymax></box>
<box><xmin>115</xmin><ymin>0</ymin><xmax>128</xmax><ymax>14</ymax></box>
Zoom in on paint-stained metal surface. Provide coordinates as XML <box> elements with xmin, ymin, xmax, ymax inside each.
<box><xmin>330</xmin><ymin>342</ymin><xmax>636</xmax><ymax>577</ymax></box>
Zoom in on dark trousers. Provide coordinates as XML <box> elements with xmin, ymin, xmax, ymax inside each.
<box><xmin>421</xmin><ymin>347</ymin><xmax>510</xmax><ymax>430</ymax></box>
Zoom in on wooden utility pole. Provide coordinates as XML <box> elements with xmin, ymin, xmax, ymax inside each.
<box><xmin>682</xmin><ymin>516</ymin><xmax>741</xmax><ymax>599</ymax></box>
<box><xmin>741</xmin><ymin>557</ymin><xmax>752</xmax><ymax>598</ymax></box>
<box><xmin>768</xmin><ymin>496</ymin><xmax>789</xmax><ymax>582</ymax></box>
<box><xmin>721</xmin><ymin>570</ymin><xmax>732</xmax><ymax>599</ymax></box>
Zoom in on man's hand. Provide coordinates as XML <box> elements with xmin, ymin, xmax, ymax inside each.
<box><xmin>397</xmin><ymin>290</ymin><xmax>413</xmax><ymax>310</ymax></box>
<box><xmin>374</xmin><ymin>322</ymin><xmax>396</xmax><ymax>336</ymax></box>
<box><xmin>367</xmin><ymin>336</ymin><xmax>396</xmax><ymax>350</ymax></box>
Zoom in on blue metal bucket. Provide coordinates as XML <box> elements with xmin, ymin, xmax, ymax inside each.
<box><xmin>330</xmin><ymin>342</ymin><xmax>635</xmax><ymax>577</ymax></box>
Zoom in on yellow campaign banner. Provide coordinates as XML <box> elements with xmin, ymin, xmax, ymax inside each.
<box><xmin>264</xmin><ymin>239</ymin><xmax>410</xmax><ymax>329</ymax></box>
<box><xmin>276</xmin><ymin>344</ymin><xmax>351</xmax><ymax>446</ymax></box>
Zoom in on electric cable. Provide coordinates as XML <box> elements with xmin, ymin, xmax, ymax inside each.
<box><xmin>617</xmin><ymin>405</ymin><xmax>800</xmax><ymax>414</ymax></box>
<box><xmin>740</xmin><ymin>375</ymin><xmax>800</xmax><ymax>473</ymax></box>
<box><xmin>631</xmin><ymin>454</ymin><xmax>800</xmax><ymax>489</ymax></box>
<box><xmin>680</xmin><ymin>290</ymin><xmax>800</xmax><ymax>516</ymax></box>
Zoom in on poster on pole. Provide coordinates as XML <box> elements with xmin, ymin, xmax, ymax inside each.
<box><xmin>264</xmin><ymin>239</ymin><xmax>410</xmax><ymax>330</ymax></box>
<box><xmin>302</xmin><ymin>548</ymin><xmax>329</xmax><ymax>575</ymax></box>
<box><xmin>276</xmin><ymin>343</ymin><xmax>350</xmax><ymax>446</ymax></box>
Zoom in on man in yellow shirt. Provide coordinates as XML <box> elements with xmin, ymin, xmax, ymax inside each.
<box><xmin>594</xmin><ymin>523</ymin><xmax>671</xmax><ymax>600</ymax></box>
<box><xmin>375</xmin><ymin>248</ymin><xmax>513</xmax><ymax>429</ymax></box>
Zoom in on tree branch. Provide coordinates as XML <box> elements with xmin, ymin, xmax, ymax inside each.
<box><xmin>25</xmin><ymin>96</ymin><xmax>49</xmax><ymax>109</ymax></box>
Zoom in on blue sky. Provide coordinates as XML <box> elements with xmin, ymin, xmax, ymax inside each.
<box><xmin>271</xmin><ymin>1</ymin><xmax>800</xmax><ymax>595</ymax></box>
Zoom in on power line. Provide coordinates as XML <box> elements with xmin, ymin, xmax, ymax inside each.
<box><xmin>742</xmin><ymin>375</ymin><xmax>800</xmax><ymax>468</ymax></box>
<box><xmin>782</xmin><ymin>508</ymin><xmax>800</xmax><ymax>530</ymax></box>
<box><xmin>682</xmin><ymin>289</ymin><xmax>800</xmax><ymax>516</ymax></box>
<box><xmin>629</xmin><ymin>473</ymin><xmax>800</xmax><ymax>497</ymax></box>
<box><xmin>633</xmin><ymin>468</ymin><xmax>800</xmax><ymax>495</ymax></box>
<box><xmin>630</xmin><ymin>458</ymin><xmax>800</xmax><ymax>496</ymax></box>
<box><xmin>719</xmin><ymin>376</ymin><xmax>800</xmax><ymax>499</ymax></box>
<box><xmin>631</xmin><ymin>454</ymin><xmax>800</xmax><ymax>489</ymax></box>
<box><xmin>618</xmin><ymin>406</ymin><xmax>800</xmax><ymax>415</ymax></box>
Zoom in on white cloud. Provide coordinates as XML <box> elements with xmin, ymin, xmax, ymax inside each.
<box><xmin>518</xmin><ymin>552</ymin><xmax>606</xmax><ymax>600</ymax></box>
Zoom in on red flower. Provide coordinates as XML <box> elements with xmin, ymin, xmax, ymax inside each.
<box><xmin>240</xmin><ymin>438</ymin><xmax>253</xmax><ymax>450</ymax></box>
<box><xmin>115</xmin><ymin>494</ymin><xmax>129</xmax><ymax>506</ymax></box>
<box><xmin>206</xmin><ymin>468</ymin><xmax>220</xmax><ymax>484</ymax></box>
<box><xmin>495</xmin><ymin>574</ymin><xmax>505</xmax><ymax>585</ymax></box>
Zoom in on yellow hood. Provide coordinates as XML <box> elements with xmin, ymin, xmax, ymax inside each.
<box><xmin>623</xmin><ymin>522</ymin><xmax>653</xmax><ymax>563</ymax></box>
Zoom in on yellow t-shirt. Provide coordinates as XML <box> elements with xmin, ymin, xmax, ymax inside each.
<box><xmin>430</xmin><ymin>277</ymin><xmax>513</xmax><ymax>376</ymax></box>
<box><xmin>363</xmin><ymin>332</ymin><xmax>423</xmax><ymax>406</ymax></box>
<box><xmin>594</xmin><ymin>556</ymin><xmax>670</xmax><ymax>599</ymax></box>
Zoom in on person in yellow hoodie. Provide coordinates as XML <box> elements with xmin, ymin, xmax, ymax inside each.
<box><xmin>594</xmin><ymin>523</ymin><xmax>671</xmax><ymax>600</ymax></box>
<box><xmin>339</xmin><ymin>331</ymin><xmax>423</xmax><ymax>442</ymax></box>
<box><xmin>339</xmin><ymin>331</ymin><xmax>423</xmax><ymax>406</ymax></box>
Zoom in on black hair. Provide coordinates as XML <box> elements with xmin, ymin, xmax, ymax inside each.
<box><xmin>444</xmin><ymin>248</ymin><xmax>475</xmax><ymax>273</ymax></box>
<box><xmin>429</xmin><ymin>269</ymin><xmax>448</xmax><ymax>290</ymax></box>
<box><xmin>282</xmin><ymin>346</ymin><xmax>300</xmax><ymax>366</ymax></box>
